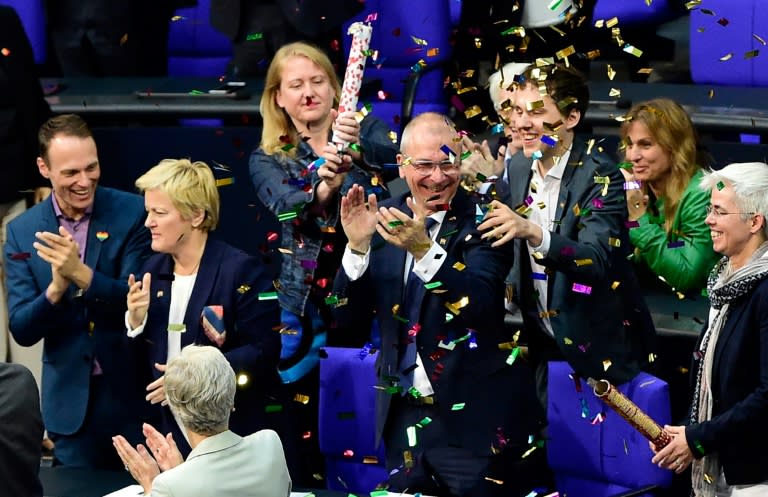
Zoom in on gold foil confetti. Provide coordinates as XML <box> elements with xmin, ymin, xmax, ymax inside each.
<box><xmin>464</xmin><ymin>105</ymin><xmax>482</xmax><ymax>118</ymax></box>
<box><xmin>555</xmin><ymin>45</ymin><xmax>576</xmax><ymax>59</ymax></box>
<box><xmin>526</xmin><ymin>100</ymin><xmax>545</xmax><ymax>111</ymax></box>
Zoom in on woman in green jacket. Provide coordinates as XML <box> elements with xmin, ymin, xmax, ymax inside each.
<box><xmin>620</xmin><ymin>98</ymin><xmax>719</xmax><ymax>295</ymax></box>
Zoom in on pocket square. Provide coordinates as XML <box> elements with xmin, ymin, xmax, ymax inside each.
<box><xmin>201</xmin><ymin>305</ymin><xmax>226</xmax><ymax>346</ymax></box>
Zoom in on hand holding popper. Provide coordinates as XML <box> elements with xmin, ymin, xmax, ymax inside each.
<box><xmin>332</xmin><ymin>21</ymin><xmax>373</xmax><ymax>150</ymax></box>
<box><xmin>588</xmin><ymin>377</ymin><xmax>672</xmax><ymax>449</ymax></box>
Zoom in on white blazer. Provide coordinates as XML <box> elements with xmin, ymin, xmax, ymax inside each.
<box><xmin>151</xmin><ymin>429</ymin><xmax>291</xmax><ymax>497</ymax></box>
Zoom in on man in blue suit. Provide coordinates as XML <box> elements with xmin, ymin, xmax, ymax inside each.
<box><xmin>3</xmin><ymin>114</ymin><xmax>153</xmax><ymax>469</ymax></box>
<box><xmin>334</xmin><ymin>112</ymin><xmax>544</xmax><ymax>497</ymax></box>
<box><xmin>479</xmin><ymin>63</ymin><xmax>655</xmax><ymax>403</ymax></box>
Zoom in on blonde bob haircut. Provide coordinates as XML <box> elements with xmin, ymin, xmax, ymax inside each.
<box><xmin>620</xmin><ymin>98</ymin><xmax>706</xmax><ymax>235</ymax></box>
<box><xmin>259</xmin><ymin>41</ymin><xmax>341</xmax><ymax>159</ymax></box>
<box><xmin>135</xmin><ymin>158</ymin><xmax>220</xmax><ymax>232</ymax></box>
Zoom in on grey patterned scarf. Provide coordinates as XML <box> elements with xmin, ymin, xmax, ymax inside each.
<box><xmin>690</xmin><ymin>241</ymin><xmax>768</xmax><ymax>496</ymax></box>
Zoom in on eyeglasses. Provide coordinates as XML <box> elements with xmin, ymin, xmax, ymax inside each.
<box><xmin>401</xmin><ymin>155</ymin><xmax>460</xmax><ymax>176</ymax></box>
<box><xmin>705</xmin><ymin>204</ymin><xmax>755</xmax><ymax>218</ymax></box>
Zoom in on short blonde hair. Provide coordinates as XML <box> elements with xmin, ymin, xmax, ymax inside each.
<box><xmin>135</xmin><ymin>158</ymin><xmax>220</xmax><ymax>232</ymax></box>
<box><xmin>259</xmin><ymin>42</ymin><xmax>341</xmax><ymax>159</ymax></box>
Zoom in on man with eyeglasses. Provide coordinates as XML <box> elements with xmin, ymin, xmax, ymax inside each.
<box><xmin>333</xmin><ymin>112</ymin><xmax>545</xmax><ymax>497</ymax></box>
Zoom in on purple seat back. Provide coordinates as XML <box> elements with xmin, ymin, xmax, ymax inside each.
<box><xmin>592</xmin><ymin>0</ymin><xmax>674</xmax><ymax>25</ymax></box>
<box><xmin>167</xmin><ymin>0</ymin><xmax>232</xmax><ymax>77</ymax></box>
<box><xmin>0</xmin><ymin>0</ymin><xmax>46</xmax><ymax>64</ymax></box>
<box><xmin>690</xmin><ymin>0</ymin><xmax>768</xmax><ymax>86</ymax></box>
<box><xmin>319</xmin><ymin>347</ymin><xmax>387</xmax><ymax>493</ymax></box>
<box><xmin>547</xmin><ymin>361</ymin><xmax>673</xmax><ymax>497</ymax></box>
<box><xmin>341</xmin><ymin>0</ymin><xmax>457</xmax><ymax>131</ymax></box>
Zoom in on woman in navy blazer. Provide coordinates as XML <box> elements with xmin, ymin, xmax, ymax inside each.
<box><xmin>126</xmin><ymin>158</ymin><xmax>281</xmax><ymax>456</ymax></box>
<box><xmin>651</xmin><ymin>162</ymin><xmax>768</xmax><ymax>496</ymax></box>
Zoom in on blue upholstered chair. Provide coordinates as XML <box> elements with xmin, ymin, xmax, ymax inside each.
<box><xmin>592</xmin><ymin>0</ymin><xmax>676</xmax><ymax>25</ymax></box>
<box><xmin>319</xmin><ymin>347</ymin><xmax>388</xmax><ymax>493</ymax></box>
<box><xmin>0</xmin><ymin>0</ymin><xmax>46</xmax><ymax>64</ymax></box>
<box><xmin>689</xmin><ymin>0</ymin><xmax>768</xmax><ymax>86</ymax></box>
<box><xmin>167</xmin><ymin>0</ymin><xmax>232</xmax><ymax>77</ymax></box>
<box><xmin>341</xmin><ymin>0</ymin><xmax>459</xmax><ymax>135</ymax></box>
<box><xmin>547</xmin><ymin>361</ymin><xmax>673</xmax><ymax>497</ymax></box>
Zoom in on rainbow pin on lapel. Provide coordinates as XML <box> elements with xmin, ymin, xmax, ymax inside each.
<box><xmin>96</xmin><ymin>231</ymin><xmax>109</xmax><ymax>242</ymax></box>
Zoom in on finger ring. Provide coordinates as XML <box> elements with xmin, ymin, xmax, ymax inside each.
<box><xmin>125</xmin><ymin>465</ymin><xmax>130</xmax><ymax>472</ymax></box>
<box><xmin>675</xmin><ymin>458</ymin><xmax>681</xmax><ymax>466</ymax></box>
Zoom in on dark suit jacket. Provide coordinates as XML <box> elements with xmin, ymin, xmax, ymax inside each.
<box><xmin>0</xmin><ymin>6</ymin><xmax>51</xmax><ymax>203</ymax></box>
<box><xmin>505</xmin><ymin>139</ymin><xmax>654</xmax><ymax>384</ymax></box>
<box><xmin>4</xmin><ymin>187</ymin><xmax>153</xmax><ymax>435</ymax></box>
<box><xmin>0</xmin><ymin>363</ymin><xmax>43</xmax><ymax>497</ymax></box>
<box><xmin>686</xmin><ymin>277</ymin><xmax>768</xmax><ymax>485</ymax></box>
<box><xmin>333</xmin><ymin>189</ymin><xmax>540</xmax><ymax>455</ymax></box>
<box><xmin>137</xmin><ymin>238</ymin><xmax>281</xmax><ymax>455</ymax></box>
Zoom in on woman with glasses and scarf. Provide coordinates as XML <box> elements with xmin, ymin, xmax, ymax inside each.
<box><xmin>651</xmin><ymin>162</ymin><xmax>768</xmax><ymax>496</ymax></box>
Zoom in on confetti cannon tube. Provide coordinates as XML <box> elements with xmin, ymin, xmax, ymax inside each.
<box><xmin>332</xmin><ymin>22</ymin><xmax>373</xmax><ymax>148</ymax></box>
<box><xmin>588</xmin><ymin>378</ymin><xmax>671</xmax><ymax>449</ymax></box>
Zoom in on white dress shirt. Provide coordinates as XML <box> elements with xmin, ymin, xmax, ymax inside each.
<box><xmin>526</xmin><ymin>148</ymin><xmax>571</xmax><ymax>337</ymax></box>
<box><xmin>342</xmin><ymin>210</ymin><xmax>448</xmax><ymax>396</ymax></box>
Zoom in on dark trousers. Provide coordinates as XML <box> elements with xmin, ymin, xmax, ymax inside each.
<box><xmin>383</xmin><ymin>395</ymin><xmax>551</xmax><ymax>497</ymax></box>
<box><xmin>49</xmin><ymin>375</ymin><xmax>144</xmax><ymax>470</ymax></box>
<box><xmin>50</xmin><ymin>28</ymin><xmax>136</xmax><ymax>77</ymax></box>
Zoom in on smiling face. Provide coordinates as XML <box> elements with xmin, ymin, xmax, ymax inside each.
<box><xmin>513</xmin><ymin>83</ymin><xmax>579</xmax><ymax>165</ymax></box>
<box><xmin>144</xmin><ymin>189</ymin><xmax>201</xmax><ymax>255</ymax></box>
<box><xmin>275</xmin><ymin>55</ymin><xmax>336</xmax><ymax>132</ymax></box>
<box><xmin>706</xmin><ymin>182</ymin><xmax>764</xmax><ymax>269</ymax></box>
<box><xmin>37</xmin><ymin>134</ymin><xmax>100</xmax><ymax>220</ymax></box>
<box><xmin>398</xmin><ymin>119</ymin><xmax>460</xmax><ymax>213</ymax></box>
<box><xmin>624</xmin><ymin>120</ymin><xmax>672</xmax><ymax>190</ymax></box>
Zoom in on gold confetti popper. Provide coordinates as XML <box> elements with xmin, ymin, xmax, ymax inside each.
<box><xmin>588</xmin><ymin>378</ymin><xmax>671</xmax><ymax>449</ymax></box>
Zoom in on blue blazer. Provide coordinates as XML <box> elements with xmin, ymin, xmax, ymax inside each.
<box><xmin>686</xmin><ymin>277</ymin><xmax>768</xmax><ymax>485</ymax></box>
<box><xmin>137</xmin><ymin>239</ymin><xmax>282</xmax><ymax>455</ymax></box>
<box><xmin>4</xmin><ymin>187</ymin><xmax>152</xmax><ymax>435</ymax></box>
<box><xmin>333</xmin><ymin>189</ymin><xmax>541</xmax><ymax>455</ymax></box>
<box><xmin>505</xmin><ymin>139</ymin><xmax>655</xmax><ymax>385</ymax></box>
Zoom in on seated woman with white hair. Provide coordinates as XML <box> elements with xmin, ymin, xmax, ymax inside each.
<box><xmin>113</xmin><ymin>345</ymin><xmax>291</xmax><ymax>497</ymax></box>
<box><xmin>650</xmin><ymin>162</ymin><xmax>768</xmax><ymax>496</ymax></box>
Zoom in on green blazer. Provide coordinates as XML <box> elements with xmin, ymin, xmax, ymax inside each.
<box><xmin>630</xmin><ymin>169</ymin><xmax>720</xmax><ymax>294</ymax></box>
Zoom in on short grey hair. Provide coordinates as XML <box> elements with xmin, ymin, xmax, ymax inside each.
<box><xmin>399</xmin><ymin>112</ymin><xmax>457</xmax><ymax>155</ymax></box>
<box><xmin>487</xmin><ymin>62</ymin><xmax>530</xmax><ymax>110</ymax></box>
<box><xmin>700</xmin><ymin>162</ymin><xmax>768</xmax><ymax>236</ymax></box>
<box><xmin>164</xmin><ymin>345</ymin><xmax>236</xmax><ymax>436</ymax></box>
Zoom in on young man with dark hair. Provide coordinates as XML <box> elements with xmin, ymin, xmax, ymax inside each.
<box><xmin>479</xmin><ymin>63</ymin><xmax>655</xmax><ymax>403</ymax></box>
